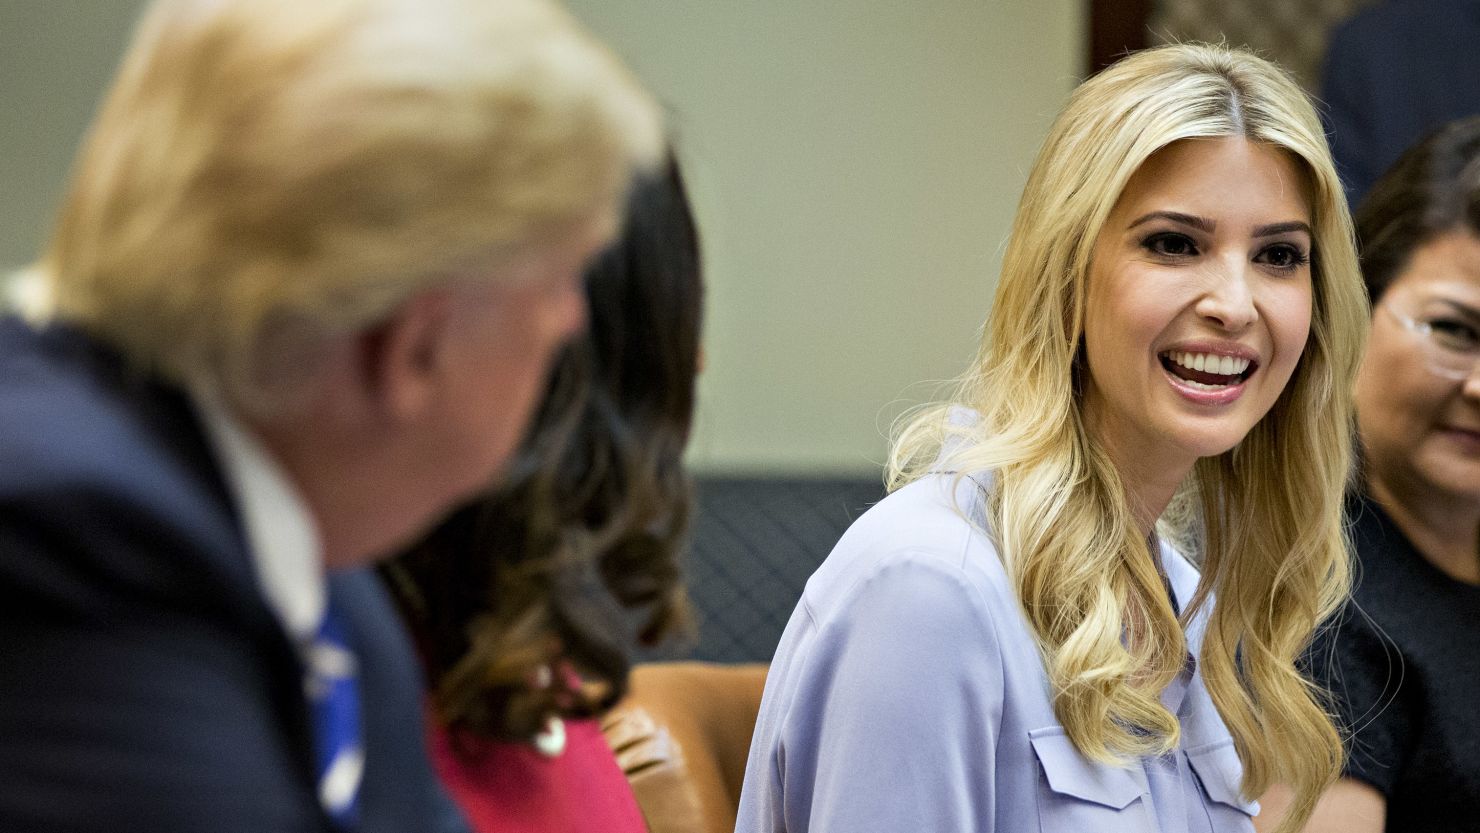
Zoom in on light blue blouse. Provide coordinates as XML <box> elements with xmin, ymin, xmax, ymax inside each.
<box><xmin>734</xmin><ymin>472</ymin><xmax>1258</xmax><ymax>833</ymax></box>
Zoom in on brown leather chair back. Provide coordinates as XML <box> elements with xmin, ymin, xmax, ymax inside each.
<box><xmin>603</xmin><ymin>662</ymin><xmax>768</xmax><ymax>833</ymax></box>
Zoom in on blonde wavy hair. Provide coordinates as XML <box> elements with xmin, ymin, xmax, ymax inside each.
<box><xmin>889</xmin><ymin>43</ymin><xmax>1366</xmax><ymax>832</ymax></box>
<box><xmin>30</xmin><ymin>0</ymin><xmax>662</xmax><ymax>405</ymax></box>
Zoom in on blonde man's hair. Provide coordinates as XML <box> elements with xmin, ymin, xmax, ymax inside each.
<box><xmin>32</xmin><ymin>0</ymin><xmax>662</xmax><ymax>403</ymax></box>
<box><xmin>889</xmin><ymin>43</ymin><xmax>1366</xmax><ymax>833</ymax></box>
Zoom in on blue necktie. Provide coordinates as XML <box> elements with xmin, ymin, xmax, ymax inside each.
<box><xmin>306</xmin><ymin>598</ymin><xmax>363</xmax><ymax>829</ymax></box>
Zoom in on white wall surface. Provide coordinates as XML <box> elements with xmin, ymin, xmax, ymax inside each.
<box><xmin>0</xmin><ymin>0</ymin><xmax>1085</xmax><ymax>475</ymax></box>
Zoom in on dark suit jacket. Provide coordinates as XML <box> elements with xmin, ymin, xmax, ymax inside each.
<box><xmin>0</xmin><ymin>315</ymin><xmax>468</xmax><ymax>833</ymax></box>
<box><xmin>1321</xmin><ymin>0</ymin><xmax>1480</xmax><ymax>206</ymax></box>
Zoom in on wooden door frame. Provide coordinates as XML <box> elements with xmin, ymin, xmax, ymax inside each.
<box><xmin>1089</xmin><ymin>0</ymin><xmax>1151</xmax><ymax>75</ymax></box>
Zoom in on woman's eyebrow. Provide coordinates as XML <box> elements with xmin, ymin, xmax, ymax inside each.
<box><xmin>1125</xmin><ymin>212</ymin><xmax>1314</xmax><ymax>240</ymax></box>
<box><xmin>1432</xmin><ymin>297</ymin><xmax>1480</xmax><ymax>319</ymax></box>
<box><xmin>1127</xmin><ymin>210</ymin><xmax>1213</xmax><ymax>232</ymax></box>
<box><xmin>1252</xmin><ymin>221</ymin><xmax>1313</xmax><ymax>238</ymax></box>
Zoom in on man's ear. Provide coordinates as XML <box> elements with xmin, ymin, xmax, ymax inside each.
<box><xmin>355</xmin><ymin>288</ymin><xmax>455</xmax><ymax>423</ymax></box>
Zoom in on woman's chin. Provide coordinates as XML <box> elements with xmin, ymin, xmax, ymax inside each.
<box><xmin>1411</xmin><ymin>442</ymin><xmax>1480</xmax><ymax>500</ymax></box>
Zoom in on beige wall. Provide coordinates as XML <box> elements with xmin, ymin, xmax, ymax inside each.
<box><xmin>564</xmin><ymin>0</ymin><xmax>1085</xmax><ymax>474</ymax></box>
<box><xmin>0</xmin><ymin>1</ymin><xmax>1085</xmax><ymax>476</ymax></box>
<box><xmin>0</xmin><ymin>2</ymin><xmax>151</xmax><ymax>272</ymax></box>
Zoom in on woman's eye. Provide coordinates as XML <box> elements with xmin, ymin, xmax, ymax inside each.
<box><xmin>1428</xmin><ymin>318</ymin><xmax>1480</xmax><ymax>350</ymax></box>
<box><xmin>1142</xmin><ymin>232</ymin><xmax>1198</xmax><ymax>258</ymax></box>
<box><xmin>1256</xmin><ymin>242</ymin><xmax>1310</xmax><ymax>270</ymax></box>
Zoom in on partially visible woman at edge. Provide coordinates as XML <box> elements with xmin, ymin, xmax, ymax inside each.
<box><xmin>735</xmin><ymin>43</ymin><xmax>1366</xmax><ymax>833</ymax></box>
<box><xmin>1261</xmin><ymin>117</ymin><xmax>1480</xmax><ymax>833</ymax></box>
<box><xmin>383</xmin><ymin>152</ymin><xmax>702</xmax><ymax>833</ymax></box>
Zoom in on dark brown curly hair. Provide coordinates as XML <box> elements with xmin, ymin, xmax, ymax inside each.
<box><xmin>385</xmin><ymin>152</ymin><xmax>702</xmax><ymax>742</ymax></box>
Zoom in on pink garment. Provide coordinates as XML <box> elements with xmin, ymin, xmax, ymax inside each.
<box><xmin>430</xmin><ymin>714</ymin><xmax>648</xmax><ymax>833</ymax></box>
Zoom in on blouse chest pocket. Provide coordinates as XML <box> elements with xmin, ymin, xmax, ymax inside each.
<box><xmin>1028</xmin><ymin>727</ymin><xmax>1153</xmax><ymax>832</ymax></box>
<box><xmin>1185</xmin><ymin>738</ymin><xmax>1258</xmax><ymax>829</ymax></box>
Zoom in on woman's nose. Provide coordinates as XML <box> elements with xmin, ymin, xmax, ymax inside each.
<box><xmin>1193</xmin><ymin>259</ymin><xmax>1259</xmax><ymax>332</ymax></box>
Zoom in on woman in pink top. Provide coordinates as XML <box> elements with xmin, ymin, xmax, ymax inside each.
<box><xmin>385</xmin><ymin>152</ymin><xmax>703</xmax><ymax>833</ymax></box>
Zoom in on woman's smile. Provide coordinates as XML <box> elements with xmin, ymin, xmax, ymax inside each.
<box><xmin>1158</xmin><ymin>343</ymin><xmax>1261</xmax><ymax>403</ymax></box>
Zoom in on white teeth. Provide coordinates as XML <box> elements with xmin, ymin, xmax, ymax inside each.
<box><xmin>1181</xmin><ymin>378</ymin><xmax>1229</xmax><ymax>391</ymax></box>
<box><xmin>1166</xmin><ymin>351</ymin><xmax>1251</xmax><ymax>376</ymax></box>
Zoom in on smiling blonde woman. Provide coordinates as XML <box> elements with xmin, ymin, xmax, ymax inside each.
<box><xmin>735</xmin><ymin>44</ymin><xmax>1366</xmax><ymax>833</ymax></box>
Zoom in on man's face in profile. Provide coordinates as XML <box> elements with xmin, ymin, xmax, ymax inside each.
<box><xmin>427</xmin><ymin>219</ymin><xmax>610</xmax><ymax>501</ymax></box>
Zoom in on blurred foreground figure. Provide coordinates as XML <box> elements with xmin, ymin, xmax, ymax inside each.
<box><xmin>0</xmin><ymin>1</ymin><xmax>661</xmax><ymax>831</ymax></box>
<box><xmin>389</xmin><ymin>152</ymin><xmax>702</xmax><ymax>833</ymax></box>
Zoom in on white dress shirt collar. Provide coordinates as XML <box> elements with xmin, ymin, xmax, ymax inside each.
<box><xmin>190</xmin><ymin>392</ymin><xmax>326</xmax><ymax>647</ymax></box>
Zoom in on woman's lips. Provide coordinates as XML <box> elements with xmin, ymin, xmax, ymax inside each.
<box><xmin>1157</xmin><ymin>351</ymin><xmax>1257</xmax><ymax>405</ymax></box>
<box><xmin>1162</xmin><ymin>367</ymin><xmax>1248</xmax><ymax>404</ymax></box>
<box><xmin>1437</xmin><ymin>425</ymin><xmax>1480</xmax><ymax>451</ymax></box>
